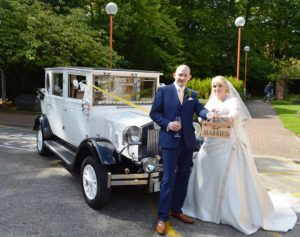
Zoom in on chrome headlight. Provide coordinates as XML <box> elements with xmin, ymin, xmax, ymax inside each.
<box><xmin>142</xmin><ymin>157</ymin><xmax>159</xmax><ymax>173</ymax></box>
<box><xmin>123</xmin><ymin>126</ymin><xmax>142</xmax><ymax>145</ymax></box>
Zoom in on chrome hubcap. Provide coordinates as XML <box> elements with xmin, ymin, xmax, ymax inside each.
<box><xmin>83</xmin><ymin>164</ymin><xmax>98</xmax><ymax>200</ymax></box>
<box><xmin>37</xmin><ymin>130</ymin><xmax>43</xmax><ymax>151</ymax></box>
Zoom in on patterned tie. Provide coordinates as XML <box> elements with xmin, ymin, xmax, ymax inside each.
<box><xmin>179</xmin><ymin>87</ymin><xmax>184</xmax><ymax>104</ymax></box>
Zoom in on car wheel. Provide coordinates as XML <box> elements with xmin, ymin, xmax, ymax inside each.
<box><xmin>36</xmin><ymin>126</ymin><xmax>48</xmax><ymax>156</ymax></box>
<box><xmin>81</xmin><ymin>156</ymin><xmax>111</xmax><ymax>209</ymax></box>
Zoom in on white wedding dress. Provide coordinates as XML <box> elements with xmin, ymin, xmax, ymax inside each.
<box><xmin>182</xmin><ymin>94</ymin><xmax>297</xmax><ymax>235</ymax></box>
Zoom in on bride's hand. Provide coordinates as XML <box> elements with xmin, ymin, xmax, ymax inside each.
<box><xmin>219</xmin><ymin>115</ymin><xmax>234</xmax><ymax>123</ymax></box>
<box><xmin>208</xmin><ymin>110</ymin><xmax>220</xmax><ymax>120</ymax></box>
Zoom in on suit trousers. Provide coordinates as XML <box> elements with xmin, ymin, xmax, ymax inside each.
<box><xmin>158</xmin><ymin>138</ymin><xmax>193</xmax><ymax>221</ymax></box>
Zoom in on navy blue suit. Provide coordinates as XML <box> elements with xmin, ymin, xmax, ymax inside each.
<box><xmin>150</xmin><ymin>83</ymin><xmax>208</xmax><ymax>221</ymax></box>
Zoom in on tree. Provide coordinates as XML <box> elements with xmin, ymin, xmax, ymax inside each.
<box><xmin>78</xmin><ymin>0</ymin><xmax>185</xmax><ymax>82</ymax></box>
<box><xmin>116</xmin><ymin>0</ymin><xmax>185</xmax><ymax>78</ymax></box>
<box><xmin>269</xmin><ymin>58</ymin><xmax>300</xmax><ymax>99</ymax></box>
<box><xmin>1</xmin><ymin>0</ymin><xmax>300</xmax><ymax>98</ymax></box>
<box><xmin>0</xmin><ymin>0</ymin><xmax>119</xmax><ymax>97</ymax></box>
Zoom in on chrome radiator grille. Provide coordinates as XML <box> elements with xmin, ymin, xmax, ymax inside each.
<box><xmin>146</xmin><ymin>128</ymin><xmax>160</xmax><ymax>156</ymax></box>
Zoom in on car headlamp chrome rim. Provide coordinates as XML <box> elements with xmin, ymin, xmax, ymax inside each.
<box><xmin>142</xmin><ymin>157</ymin><xmax>159</xmax><ymax>173</ymax></box>
<box><xmin>123</xmin><ymin>126</ymin><xmax>142</xmax><ymax>145</ymax></box>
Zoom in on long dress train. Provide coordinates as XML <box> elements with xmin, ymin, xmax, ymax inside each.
<box><xmin>182</xmin><ymin>96</ymin><xmax>297</xmax><ymax>235</ymax></box>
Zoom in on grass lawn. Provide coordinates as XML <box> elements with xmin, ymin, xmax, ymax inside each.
<box><xmin>272</xmin><ymin>101</ymin><xmax>300</xmax><ymax>135</ymax></box>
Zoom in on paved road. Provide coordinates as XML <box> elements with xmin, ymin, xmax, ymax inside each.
<box><xmin>0</xmin><ymin>125</ymin><xmax>299</xmax><ymax>237</ymax></box>
<box><xmin>245</xmin><ymin>100</ymin><xmax>300</xmax><ymax>160</ymax></box>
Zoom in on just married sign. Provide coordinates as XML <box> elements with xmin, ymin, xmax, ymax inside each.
<box><xmin>201</xmin><ymin>121</ymin><xmax>232</xmax><ymax>138</ymax></box>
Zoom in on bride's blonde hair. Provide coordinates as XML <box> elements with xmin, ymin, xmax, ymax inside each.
<box><xmin>210</xmin><ymin>76</ymin><xmax>251</xmax><ymax>122</ymax></box>
<box><xmin>211</xmin><ymin>76</ymin><xmax>229</xmax><ymax>94</ymax></box>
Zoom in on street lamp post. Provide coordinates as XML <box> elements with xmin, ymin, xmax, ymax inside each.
<box><xmin>234</xmin><ymin>17</ymin><xmax>246</xmax><ymax>80</ymax></box>
<box><xmin>0</xmin><ymin>20</ymin><xmax>7</xmax><ymax>111</ymax></box>
<box><xmin>105</xmin><ymin>2</ymin><xmax>118</xmax><ymax>68</ymax></box>
<box><xmin>243</xmin><ymin>46</ymin><xmax>250</xmax><ymax>100</ymax></box>
<box><xmin>0</xmin><ymin>69</ymin><xmax>7</xmax><ymax>111</ymax></box>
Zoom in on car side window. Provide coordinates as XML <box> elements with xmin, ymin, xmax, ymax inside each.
<box><xmin>139</xmin><ymin>78</ymin><xmax>156</xmax><ymax>101</ymax></box>
<box><xmin>53</xmin><ymin>73</ymin><xmax>63</xmax><ymax>96</ymax></box>
<box><xmin>93</xmin><ymin>75</ymin><xmax>113</xmax><ymax>104</ymax></box>
<box><xmin>93</xmin><ymin>75</ymin><xmax>156</xmax><ymax>105</ymax></box>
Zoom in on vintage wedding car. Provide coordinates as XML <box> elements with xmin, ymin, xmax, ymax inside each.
<box><xmin>34</xmin><ymin>67</ymin><xmax>202</xmax><ymax>209</ymax></box>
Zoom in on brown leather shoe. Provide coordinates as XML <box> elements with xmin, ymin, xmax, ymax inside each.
<box><xmin>170</xmin><ymin>211</ymin><xmax>194</xmax><ymax>224</ymax></box>
<box><xmin>156</xmin><ymin>220</ymin><xmax>166</xmax><ymax>235</ymax></box>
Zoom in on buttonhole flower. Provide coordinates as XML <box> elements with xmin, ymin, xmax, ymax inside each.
<box><xmin>186</xmin><ymin>89</ymin><xmax>192</xmax><ymax>98</ymax></box>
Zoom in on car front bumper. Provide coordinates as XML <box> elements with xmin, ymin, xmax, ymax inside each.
<box><xmin>107</xmin><ymin>166</ymin><xmax>162</xmax><ymax>193</ymax></box>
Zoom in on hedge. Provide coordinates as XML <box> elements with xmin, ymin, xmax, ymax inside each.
<box><xmin>187</xmin><ymin>76</ymin><xmax>244</xmax><ymax>99</ymax></box>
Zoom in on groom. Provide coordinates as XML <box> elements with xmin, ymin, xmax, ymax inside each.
<box><xmin>150</xmin><ymin>65</ymin><xmax>213</xmax><ymax>235</ymax></box>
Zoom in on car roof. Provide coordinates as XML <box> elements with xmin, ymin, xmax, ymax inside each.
<box><xmin>44</xmin><ymin>66</ymin><xmax>163</xmax><ymax>75</ymax></box>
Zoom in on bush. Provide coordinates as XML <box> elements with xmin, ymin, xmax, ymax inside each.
<box><xmin>188</xmin><ymin>76</ymin><xmax>243</xmax><ymax>99</ymax></box>
<box><xmin>272</xmin><ymin>94</ymin><xmax>300</xmax><ymax>105</ymax></box>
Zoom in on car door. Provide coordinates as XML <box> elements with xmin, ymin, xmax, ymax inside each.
<box><xmin>46</xmin><ymin>71</ymin><xmax>66</xmax><ymax>140</ymax></box>
<box><xmin>62</xmin><ymin>73</ymin><xmax>90</xmax><ymax>146</ymax></box>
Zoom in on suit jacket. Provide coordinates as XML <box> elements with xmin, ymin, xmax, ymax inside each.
<box><xmin>150</xmin><ymin>84</ymin><xmax>208</xmax><ymax>150</ymax></box>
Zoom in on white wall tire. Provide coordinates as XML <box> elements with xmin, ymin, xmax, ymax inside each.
<box><xmin>36</xmin><ymin>126</ymin><xmax>48</xmax><ymax>156</ymax></box>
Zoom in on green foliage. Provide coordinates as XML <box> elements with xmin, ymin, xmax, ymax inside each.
<box><xmin>0</xmin><ymin>0</ymin><xmax>300</xmax><ymax>98</ymax></box>
<box><xmin>112</xmin><ymin>0</ymin><xmax>186</xmax><ymax>78</ymax></box>
<box><xmin>188</xmin><ymin>77</ymin><xmax>212</xmax><ymax>99</ymax></box>
<box><xmin>272</xmin><ymin>94</ymin><xmax>300</xmax><ymax>105</ymax></box>
<box><xmin>272</xmin><ymin>102</ymin><xmax>300</xmax><ymax>135</ymax></box>
<box><xmin>0</xmin><ymin>1</ymin><xmax>119</xmax><ymax>68</ymax></box>
<box><xmin>269</xmin><ymin>58</ymin><xmax>300</xmax><ymax>81</ymax></box>
<box><xmin>187</xmin><ymin>76</ymin><xmax>243</xmax><ymax>99</ymax></box>
<box><xmin>0</xmin><ymin>0</ymin><xmax>121</xmax><ymax>97</ymax></box>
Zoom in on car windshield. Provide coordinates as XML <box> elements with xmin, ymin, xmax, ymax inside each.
<box><xmin>92</xmin><ymin>75</ymin><xmax>156</xmax><ymax>105</ymax></box>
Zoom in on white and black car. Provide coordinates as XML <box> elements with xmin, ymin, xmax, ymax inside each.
<box><xmin>33</xmin><ymin>67</ymin><xmax>164</xmax><ymax>209</ymax></box>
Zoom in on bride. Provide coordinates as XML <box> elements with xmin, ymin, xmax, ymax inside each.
<box><xmin>182</xmin><ymin>76</ymin><xmax>297</xmax><ymax>235</ymax></box>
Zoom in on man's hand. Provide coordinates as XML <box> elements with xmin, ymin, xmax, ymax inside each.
<box><xmin>207</xmin><ymin>110</ymin><xmax>220</xmax><ymax>120</ymax></box>
<box><xmin>168</xmin><ymin>121</ymin><xmax>182</xmax><ymax>131</ymax></box>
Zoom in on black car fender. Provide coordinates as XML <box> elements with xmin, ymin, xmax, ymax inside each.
<box><xmin>33</xmin><ymin>114</ymin><xmax>53</xmax><ymax>139</ymax></box>
<box><xmin>75</xmin><ymin>138</ymin><xmax>120</xmax><ymax>168</ymax></box>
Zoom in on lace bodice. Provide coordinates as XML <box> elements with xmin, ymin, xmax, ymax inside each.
<box><xmin>205</xmin><ymin>96</ymin><xmax>239</xmax><ymax>123</ymax></box>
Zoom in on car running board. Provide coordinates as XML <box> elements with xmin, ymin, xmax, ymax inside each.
<box><xmin>44</xmin><ymin>140</ymin><xmax>76</xmax><ymax>167</ymax></box>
